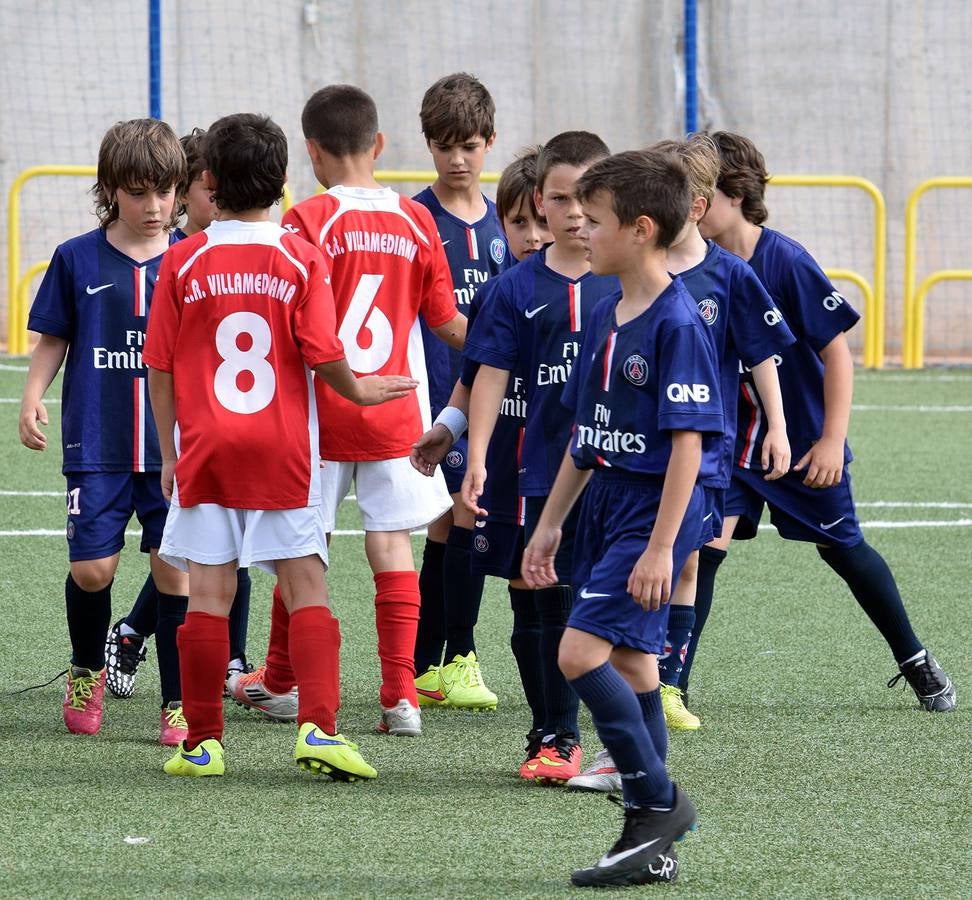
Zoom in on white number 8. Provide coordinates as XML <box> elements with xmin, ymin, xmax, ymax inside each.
<box><xmin>214</xmin><ymin>311</ymin><xmax>276</xmax><ymax>414</ymax></box>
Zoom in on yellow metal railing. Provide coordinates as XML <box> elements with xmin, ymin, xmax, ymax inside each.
<box><xmin>768</xmin><ymin>175</ymin><xmax>886</xmax><ymax>368</ymax></box>
<box><xmin>903</xmin><ymin>177</ymin><xmax>972</xmax><ymax>369</ymax></box>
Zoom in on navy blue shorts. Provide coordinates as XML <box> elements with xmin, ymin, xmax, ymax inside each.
<box><xmin>726</xmin><ymin>465</ymin><xmax>863</xmax><ymax>548</ymax></box>
<box><xmin>524</xmin><ymin>493</ymin><xmax>582</xmax><ymax>587</ymax></box>
<box><xmin>442</xmin><ymin>435</ymin><xmax>468</xmax><ymax>495</ymax></box>
<box><xmin>697</xmin><ymin>486</ymin><xmax>726</xmax><ymax>547</ymax></box>
<box><xmin>65</xmin><ymin>471</ymin><xmax>168</xmax><ymax>562</ymax></box>
<box><xmin>569</xmin><ymin>471</ymin><xmax>704</xmax><ymax>655</ymax></box>
<box><xmin>471</xmin><ymin>517</ymin><xmax>524</xmax><ymax>580</ymax></box>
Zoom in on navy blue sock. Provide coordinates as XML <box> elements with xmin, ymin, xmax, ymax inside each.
<box><xmin>537</xmin><ymin>585</ymin><xmax>579</xmax><ymax>736</ymax></box>
<box><xmin>509</xmin><ymin>586</ymin><xmax>544</xmax><ymax>729</ymax></box>
<box><xmin>228</xmin><ymin>568</ymin><xmax>252</xmax><ymax>660</ymax></box>
<box><xmin>570</xmin><ymin>663</ymin><xmax>672</xmax><ymax>807</ymax></box>
<box><xmin>125</xmin><ymin>573</ymin><xmax>159</xmax><ymax>637</ymax></box>
<box><xmin>443</xmin><ymin>526</ymin><xmax>485</xmax><ymax>660</ymax></box>
<box><xmin>415</xmin><ymin>539</ymin><xmax>447</xmax><ymax>671</ymax></box>
<box><xmin>818</xmin><ymin>541</ymin><xmax>923</xmax><ymax>663</ymax></box>
<box><xmin>156</xmin><ymin>591</ymin><xmax>188</xmax><ymax>706</ymax></box>
<box><xmin>637</xmin><ymin>688</ymin><xmax>668</xmax><ymax>765</ymax></box>
<box><xmin>679</xmin><ymin>545</ymin><xmax>726</xmax><ymax>693</ymax></box>
<box><xmin>65</xmin><ymin>574</ymin><xmax>112</xmax><ymax>671</ymax></box>
<box><xmin>659</xmin><ymin>606</ymin><xmax>695</xmax><ymax>686</ymax></box>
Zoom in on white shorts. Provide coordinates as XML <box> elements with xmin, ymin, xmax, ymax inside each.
<box><xmin>159</xmin><ymin>501</ymin><xmax>329</xmax><ymax>575</ymax></box>
<box><xmin>322</xmin><ymin>456</ymin><xmax>452</xmax><ymax>532</ymax></box>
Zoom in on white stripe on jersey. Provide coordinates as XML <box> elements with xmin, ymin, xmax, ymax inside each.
<box><xmin>135</xmin><ymin>266</ymin><xmax>147</xmax><ymax>316</ymax></box>
<box><xmin>177</xmin><ymin>222</ymin><xmax>309</xmax><ymax>281</ymax></box>
<box><xmin>739</xmin><ymin>382</ymin><xmax>762</xmax><ymax>469</ymax></box>
<box><xmin>304</xmin><ymin>365</ymin><xmax>321</xmax><ymax>507</ymax></box>
<box><xmin>317</xmin><ymin>187</ymin><xmax>431</xmax><ymax>248</ymax></box>
<box><xmin>602</xmin><ymin>331</ymin><xmax>617</xmax><ymax>392</ymax></box>
<box><xmin>406</xmin><ymin>317</ymin><xmax>433</xmax><ymax>431</ymax></box>
<box><xmin>135</xmin><ymin>377</ymin><xmax>146</xmax><ymax>472</ymax></box>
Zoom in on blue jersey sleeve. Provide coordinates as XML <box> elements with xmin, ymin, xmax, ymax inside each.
<box><xmin>783</xmin><ymin>252</ymin><xmax>860</xmax><ymax>353</ymax></box>
<box><xmin>656</xmin><ymin>323</ymin><xmax>724</xmax><ymax>434</ymax></box>
<box><xmin>463</xmin><ymin>278</ymin><xmax>520</xmax><ymax>371</ymax></box>
<box><xmin>730</xmin><ymin>263</ymin><xmax>796</xmax><ymax>367</ymax></box>
<box><xmin>27</xmin><ymin>245</ymin><xmax>76</xmax><ymax>339</ymax></box>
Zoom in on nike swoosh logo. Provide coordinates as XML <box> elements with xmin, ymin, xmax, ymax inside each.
<box><xmin>416</xmin><ymin>687</ymin><xmax>446</xmax><ymax>701</ymax></box>
<box><xmin>579</xmin><ymin>587</ymin><xmax>611</xmax><ymax>599</ymax></box>
<box><xmin>304</xmin><ymin>729</ymin><xmax>344</xmax><ymax>746</ymax></box>
<box><xmin>820</xmin><ymin>517</ymin><xmax>846</xmax><ymax>530</ymax></box>
<box><xmin>524</xmin><ymin>304</ymin><xmax>548</xmax><ymax>319</ymax></box>
<box><xmin>599</xmin><ymin>838</ymin><xmax>660</xmax><ymax>868</ymax></box>
<box><xmin>441</xmin><ymin>239</ymin><xmax>451</xmax><ymax>246</ymax></box>
<box><xmin>86</xmin><ymin>283</ymin><xmax>114</xmax><ymax>295</ymax></box>
<box><xmin>474</xmin><ymin>521</ymin><xmax>486</xmax><ymax>528</ymax></box>
<box><xmin>702</xmin><ymin>512</ymin><xmax>714</xmax><ymax>522</ymax></box>
<box><xmin>184</xmin><ymin>746</ymin><xmax>211</xmax><ymax>766</ymax></box>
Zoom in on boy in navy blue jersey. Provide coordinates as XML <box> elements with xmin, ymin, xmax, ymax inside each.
<box><xmin>19</xmin><ymin>119</ymin><xmax>191</xmax><ymax>744</ymax></box>
<box><xmin>412</xmin><ymin>73</ymin><xmax>511</xmax><ymax>710</ymax></box>
<box><xmin>524</xmin><ymin>149</ymin><xmax>722</xmax><ymax>887</ymax></box>
<box><xmin>463</xmin><ymin>131</ymin><xmax>616</xmax><ymax>783</ymax></box>
<box><xmin>696</xmin><ymin>130</ymin><xmax>956</xmax><ymax>712</ymax></box>
<box><xmin>106</xmin><ymin>128</ymin><xmax>255</xmax><ymax>705</ymax></box>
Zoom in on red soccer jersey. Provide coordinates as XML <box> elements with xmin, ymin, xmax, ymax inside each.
<box><xmin>143</xmin><ymin>219</ymin><xmax>345</xmax><ymax>509</ymax></box>
<box><xmin>282</xmin><ymin>186</ymin><xmax>457</xmax><ymax>461</ymax></box>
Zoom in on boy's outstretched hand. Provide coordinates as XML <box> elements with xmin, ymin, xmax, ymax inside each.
<box><xmin>19</xmin><ymin>399</ymin><xmax>49</xmax><ymax>451</ymax></box>
<box><xmin>355</xmin><ymin>375</ymin><xmax>419</xmax><ymax>406</ymax></box>
<box><xmin>627</xmin><ymin>545</ymin><xmax>673</xmax><ymax>611</ymax></box>
<box><xmin>793</xmin><ymin>436</ymin><xmax>843</xmax><ymax>488</ymax></box>
<box><xmin>410</xmin><ymin>423</ymin><xmax>453</xmax><ymax>476</ymax></box>
<box><xmin>461</xmin><ymin>466</ymin><xmax>488</xmax><ymax>517</ymax></box>
<box><xmin>522</xmin><ymin>525</ymin><xmax>562</xmax><ymax>588</ymax></box>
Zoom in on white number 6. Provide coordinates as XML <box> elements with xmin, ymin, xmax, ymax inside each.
<box><xmin>338</xmin><ymin>274</ymin><xmax>394</xmax><ymax>374</ymax></box>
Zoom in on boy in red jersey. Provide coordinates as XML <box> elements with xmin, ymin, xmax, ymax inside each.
<box><xmin>243</xmin><ymin>85</ymin><xmax>464</xmax><ymax>739</ymax></box>
<box><xmin>145</xmin><ymin>113</ymin><xmax>417</xmax><ymax>778</ymax></box>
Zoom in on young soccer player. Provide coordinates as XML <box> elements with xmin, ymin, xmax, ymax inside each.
<box><xmin>463</xmin><ymin>131</ymin><xmax>616</xmax><ymax>782</ymax></box>
<box><xmin>695</xmin><ymin>130</ymin><xmax>956</xmax><ymax>712</ymax></box>
<box><xmin>229</xmin><ymin>85</ymin><xmax>465</xmax><ymax>739</ymax></box>
<box><xmin>523</xmin><ymin>148</ymin><xmax>721</xmax><ymax>887</ymax></box>
<box><xmin>105</xmin><ymin>127</ymin><xmax>255</xmax><ymax>702</ymax></box>
<box><xmin>146</xmin><ymin>112</ymin><xmax>417</xmax><ymax>779</ymax></box>
<box><xmin>412</xmin><ymin>73</ymin><xmax>511</xmax><ymax>711</ymax></box>
<box><xmin>19</xmin><ymin>118</ymin><xmax>191</xmax><ymax>744</ymax></box>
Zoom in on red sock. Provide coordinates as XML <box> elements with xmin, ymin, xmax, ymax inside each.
<box><xmin>177</xmin><ymin>611</ymin><xmax>229</xmax><ymax>748</ymax></box>
<box><xmin>264</xmin><ymin>584</ymin><xmax>297</xmax><ymax>694</ymax></box>
<box><xmin>374</xmin><ymin>570</ymin><xmax>421</xmax><ymax>708</ymax></box>
<box><xmin>288</xmin><ymin>605</ymin><xmax>341</xmax><ymax>733</ymax></box>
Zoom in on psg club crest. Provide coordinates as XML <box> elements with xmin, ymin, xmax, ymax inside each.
<box><xmin>446</xmin><ymin>449</ymin><xmax>464</xmax><ymax>469</ymax></box>
<box><xmin>697</xmin><ymin>297</ymin><xmax>718</xmax><ymax>325</ymax></box>
<box><xmin>473</xmin><ymin>534</ymin><xmax>489</xmax><ymax>552</ymax></box>
<box><xmin>623</xmin><ymin>354</ymin><xmax>649</xmax><ymax>386</ymax></box>
<box><xmin>489</xmin><ymin>237</ymin><xmax>507</xmax><ymax>265</ymax></box>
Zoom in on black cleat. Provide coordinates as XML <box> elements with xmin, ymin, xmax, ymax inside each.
<box><xmin>570</xmin><ymin>786</ymin><xmax>695</xmax><ymax>888</ymax></box>
<box><xmin>888</xmin><ymin>651</ymin><xmax>957</xmax><ymax>712</ymax></box>
<box><xmin>104</xmin><ymin>621</ymin><xmax>147</xmax><ymax>699</ymax></box>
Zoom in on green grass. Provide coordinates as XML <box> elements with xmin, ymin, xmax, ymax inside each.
<box><xmin>1</xmin><ymin>362</ymin><xmax>971</xmax><ymax>898</ymax></box>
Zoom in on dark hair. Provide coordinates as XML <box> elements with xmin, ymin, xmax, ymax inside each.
<box><xmin>420</xmin><ymin>72</ymin><xmax>495</xmax><ymax>143</ymax></box>
<box><xmin>204</xmin><ymin>113</ymin><xmax>287</xmax><ymax>213</ymax></box>
<box><xmin>496</xmin><ymin>147</ymin><xmax>542</xmax><ymax>222</ymax></box>
<box><xmin>648</xmin><ymin>133</ymin><xmax>719</xmax><ymax>208</ymax></box>
<box><xmin>301</xmin><ymin>84</ymin><xmax>379</xmax><ymax>157</ymax></box>
<box><xmin>93</xmin><ymin>118</ymin><xmax>186</xmax><ymax>228</ymax></box>
<box><xmin>180</xmin><ymin>128</ymin><xmax>208</xmax><ymax>186</ymax></box>
<box><xmin>576</xmin><ymin>149</ymin><xmax>691</xmax><ymax>249</ymax></box>
<box><xmin>536</xmin><ymin>131</ymin><xmax>610</xmax><ymax>194</ymax></box>
<box><xmin>709</xmin><ymin>131</ymin><xmax>770</xmax><ymax>225</ymax></box>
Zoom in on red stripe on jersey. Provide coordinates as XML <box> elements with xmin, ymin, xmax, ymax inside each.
<box><xmin>738</xmin><ymin>382</ymin><xmax>762</xmax><ymax>469</ymax></box>
<box><xmin>568</xmin><ymin>282</ymin><xmax>582</xmax><ymax>332</ymax></box>
<box><xmin>466</xmin><ymin>228</ymin><xmax>479</xmax><ymax>260</ymax></box>
<box><xmin>517</xmin><ymin>495</ymin><xmax>526</xmax><ymax>527</ymax></box>
<box><xmin>602</xmin><ymin>330</ymin><xmax>617</xmax><ymax>391</ymax></box>
<box><xmin>515</xmin><ymin>426</ymin><xmax>525</xmax><ymax>466</ymax></box>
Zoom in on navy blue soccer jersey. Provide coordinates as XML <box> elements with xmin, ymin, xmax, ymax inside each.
<box><xmin>27</xmin><ymin>228</ymin><xmax>179</xmax><ymax>474</ymax></box>
<box><xmin>413</xmin><ymin>187</ymin><xmax>512</xmax><ymax>415</ymax></box>
<box><xmin>463</xmin><ymin>248</ymin><xmax>620</xmax><ymax>496</ymax></box>
<box><xmin>678</xmin><ymin>241</ymin><xmax>796</xmax><ymax>488</ymax></box>
<box><xmin>562</xmin><ymin>279</ymin><xmax>724</xmax><ymax>476</ymax></box>
<box><xmin>737</xmin><ymin>227</ymin><xmax>861</xmax><ymax>469</ymax></box>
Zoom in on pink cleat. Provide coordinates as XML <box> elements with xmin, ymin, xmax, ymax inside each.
<box><xmin>63</xmin><ymin>666</ymin><xmax>106</xmax><ymax>735</ymax></box>
<box><xmin>160</xmin><ymin>701</ymin><xmax>189</xmax><ymax>746</ymax></box>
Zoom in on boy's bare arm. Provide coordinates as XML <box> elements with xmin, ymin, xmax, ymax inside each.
<box><xmin>628</xmin><ymin>430</ymin><xmax>701</xmax><ymax>611</ymax></box>
<box><xmin>429</xmin><ymin>311</ymin><xmax>467</xmax><ymax>350</ymax></box>
<box><xmin>793</xmin><ymin>332</ymin><xmax>852</xmax><ymax>488</ymax></box>
<box><xmin>750</xmin><ymin>357</ymin><xmax>790</xmax><ymax>480</ymax></box>
<box><xmin>147</xmin><ymin>367</ymin><xmax>177</xmax><ymax>501</ymax></box>
<box><xmin>461</xmin><ymin>364</ymin><xmax>510</xmax><ymax>514</ymax></box>
<box><xmin>19</xmin><ymin>334</ymin><xmax>69</xmax><ymax>450</ymax></box>
<box><xmin>314</xmin><ymin>358</ymin><xmax>418</xmax><ymax>406</ymax></box>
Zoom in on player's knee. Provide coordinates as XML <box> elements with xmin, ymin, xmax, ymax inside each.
<box><xmin>70</xmin><ymin>559</ymin><xmax>116</xmax><ymax>592</ymax></box>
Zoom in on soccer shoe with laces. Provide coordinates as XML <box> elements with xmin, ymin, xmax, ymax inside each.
<box><xmin>160</xmin><ymin>701</ymin><xmax>189</xmax><ymax>746</ymax></box>
<box><xmin>570</xmin><ymin>788</ymin><xmax>696</xmax><ymax>888</ymax></box>
<box><xmin>224</xmin><ymin>654</ymin><xmax>254</xmax><ymax>698</ymax></box>
<box><xmin>226</xmin><ymin>665</ymin><xmax>298</xmax><ymax>722</ymax></box>
<box><xmin>294</xmin><ymin>723</ymin><xmax>377</xmax><ymax>781</ymax></box>
<box><xmin>518</xmin><ymin>727</ymin><xmax>545</xmax><ymax>779</ymax></box>
<box><xmin>415</xmin><ymin>665</ymin><xmax>449</xmax><ymax>707</ymax></box>
<box><xmin>527</xmin><ymin>729</ymin><xmax>582</xmax><ymax>785</ymax></box>
<box><xmin>104</xmin><ymin>621</ymin><xmax>147</xmax><ymax>699</ymax></box>
<box><xmin>163</xmin><ymin>739</ymin><xmax>225</xmax><ymax>777</ymax></box>
<box><xmin>63</xmin><ymin>666</ymin><xmax>106</xmax><ymax>735</ymax></box>
<box><xmin>377</xmin><ymin>699</ymin><xmax>422</xmax><ymax>736</ymax></box>
<box><xmin>438</xmin><ymin>652</ymin><xmax>497</xmax><ymax>710</ymax></box>
<box><xmin>888</xmin><ymin>651</ymin><xmax>957</xmax><ymax>712</ymax></box>
<box><xmin>567</xmin><ymin>748</ymin><xmax>621</xmax><ymax>793</ymax></box>
<box><xmin>660</xmin><ymin>683</ymin><xmax>701</xmax><ymax>730</ymax></box>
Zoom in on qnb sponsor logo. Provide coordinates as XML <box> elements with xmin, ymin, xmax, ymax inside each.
<box><xmin>666</xmin><ymin>383</ymin><xmax>711</xmax><ymax>403</ymax></box>
<box><xmin>823</xmin><ymin>290</ymin><xmax>847</xmax><ymax>311</ymax></box>
<box><xmin>92</xmin><ymin>347</ymin><xmax>144</xmax><ymax>370</ymax></box>
<box><xmin>575</xmin><ymin>423</ymin><xmax>647</xmax><ymax>454</ymax></box>
<box><xmin>763</xmin><ymin>307</ymin><xmax>783</xmax><ymax>326</ymax></box>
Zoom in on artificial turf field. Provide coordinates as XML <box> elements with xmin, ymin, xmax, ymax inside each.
<box><xmin>0</xmin><ymin>362</ymin><xmax>970</xmax><ymax>898</ymax></box>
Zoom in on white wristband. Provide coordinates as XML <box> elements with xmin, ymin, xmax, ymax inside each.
<box><xmin>433</xmin><ymin>406</ymin><xmax>468</xmax><ymax>443</ymax></box>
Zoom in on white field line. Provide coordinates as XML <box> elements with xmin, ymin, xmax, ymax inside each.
<box><xmin>0</xmin><ymin>489</ymin><xmax>358</xmax><ymax>501</ymax></box>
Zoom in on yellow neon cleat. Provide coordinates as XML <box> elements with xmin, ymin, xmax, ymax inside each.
<box><xmin>438</xmin><ymin>652</ymin><xmax>497</xmax><ymax>711</ymax></box>
<box><xmin>163</xmin><ymin>739</ymin><xmax>225</xmax><ymax>777</ymax></box>
<box><xmin>660</xmin><ymin>684</ymin><xmax>701</xmax><ymax>731</ymax></box>
<box><xmin>415</xmin><ymin>665</ymin><xmax>449</xmax><ymax>707</ymax></box>
<box><xmin>294</xmin><ymin>723</ymin><xmax>377</xmax><ymax>782</ymax></box>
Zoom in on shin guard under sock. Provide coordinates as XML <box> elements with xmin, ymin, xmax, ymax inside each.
<box><xmin>65</xmin><ymin>574</ymin><xmax>112</xmax><ymax>671</ymax></box>
<box><xmin>536</xmin><ymin>585</ymin><xmax>578</xmax><ymax>736</ymax></box>
<box><xmin>415</xmin><ymin>540</ymin><xmax>446</xmax><ymax>672</ymax></box>
<box><xmin>178</xmin><ymin>611</ymin><xmax>229</xmax><ymax>747</ymax></box>
<box><xmin>125</xmin><ymin>574</ymin><xmax>159</xmax><ymax>637</ymax></box>
<box><xmin>228</xmin><ymin>568</ymin><xmax>252</xmax><ymax>661</ymax></box>
<box><xmin>637</xmin><ymin>688</ymin><xmax>668</xmax><ymax>765</ymax></box>
<box><xmin>659</xmin><ymin>606</ymin><xmax>695</xmax><ymax>686</ymax></box>
<box><xmin>375</xmin><ymin>570</ymin><xmax>421</xmax><ymax>707</ymax></box>
<box><xmin>156</xmin><ymin>592</ymin><xmax>188</xmax><ymax>706</ymax></box>
<box><xmin>264</xmin><ymin>585</ymin><xmax>297</xmax><ymax>694</ymax></box>
<box><xmin>289</xmin><ymin>605</ymin><xmax>341</xmax><ymax>732</ymax></box>
<box><xmin>509</xmin><ymin>586</ymin><xmax>545</xmax><ymax>729</ymax></box>
<box><xmin>443</xmin><ymin>526</ymin><xmax>485</xmax><ymax>660</ymax></box>
<box><xmin>679</xmin><ymin>545</ymin><xmax>727</xmax><ymax>692</ymax></box>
